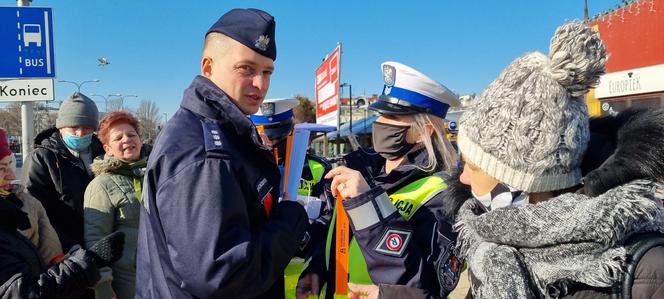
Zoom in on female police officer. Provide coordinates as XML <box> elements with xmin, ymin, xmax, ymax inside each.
<box><xmin>298</xmin><ymin>61</ymin><xmax>462</xmax><ymax>298</ymax></box>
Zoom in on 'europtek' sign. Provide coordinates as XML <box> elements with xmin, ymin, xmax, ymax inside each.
<box><xmin>0</xmin><ymin>7</ymin><xmax>56</xmax><ymax>78</ymax></box>
<box><xmin>315</xmin><ymin>46</ymin><xmax>341</xmax><ymax>127</ymax></box>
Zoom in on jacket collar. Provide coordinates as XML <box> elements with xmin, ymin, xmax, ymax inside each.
<box><xmin>375</xmin><ymin>146</ymin><xmax>443</xmax><ymax>192</ymax></box>
<box><xmin>91</xmin><ymin>147</ymin><xmax>150</xmax><ymax>176</ymax></box>
<box><xmin>180</xmin><ymin>76</ymin><xmax>258</xmax><ymax>140</ymax></box>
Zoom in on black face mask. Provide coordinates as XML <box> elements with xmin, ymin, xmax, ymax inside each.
<box><xmin>372</xmin><ymin>121</ymin><xmax>415</xmax><ymax>160</ymax></box>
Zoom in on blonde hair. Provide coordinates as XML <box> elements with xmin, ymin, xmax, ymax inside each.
<box><xmin>411</xmin><ymin>113</ymin><xmax>458</xmax><ymax>173</ymax></box>
<box><xmin>202</xmin><ymin>32</ymin><xmax>232</xmax><ymax>58</ymax></box>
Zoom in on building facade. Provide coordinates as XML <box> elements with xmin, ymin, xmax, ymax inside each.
<box><xmin>589</xmin><ymin>0</ymin><xmax>664</xmax><ymax>116</ymax></box>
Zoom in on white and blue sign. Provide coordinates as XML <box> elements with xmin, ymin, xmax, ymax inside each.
<box><xmin>448</xmin><ymin>121</ymin><xmax>457</xmax><ymax>131</ymax></box>
<box><xmin>0</xmin><ymin>7</ymin><xmax>55</xmax><ymax>78</ymax></box>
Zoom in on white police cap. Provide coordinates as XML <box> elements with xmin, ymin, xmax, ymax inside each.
<box><xmin>250</xmin><ymin>98</ymin><xmax>299</xmax><ymax>125</ymax></box>
<box><xmin>370</xmin><ymin>61</ymin><xmax>460</xmax><ymax>119</ymax></box>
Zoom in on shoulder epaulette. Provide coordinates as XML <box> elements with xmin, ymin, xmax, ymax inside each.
<box><xmin>201</xmin><ymin>120</ymin><xmax>226</xmax><ymax>153</ymax></box>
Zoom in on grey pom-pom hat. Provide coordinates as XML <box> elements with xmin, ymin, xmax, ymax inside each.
<box><xmin>457</xmin><ymin>22</ymin><xmax>607</xmax><ymax>192</ymax></box>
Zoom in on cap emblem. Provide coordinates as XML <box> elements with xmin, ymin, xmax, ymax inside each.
<box><xmin>383</xmin><ymin>65</ymin><xmax>396</xmax><ymax>87</ymax></box>
<box><xmin>261</xmin><ymin>102</ymin><xmax>275</xmax><ymax>116</ymax></box>
<box><xmin>255</xmin><ymin>35</ymin><xmax>270</xmax><ymax>51</ymax></box>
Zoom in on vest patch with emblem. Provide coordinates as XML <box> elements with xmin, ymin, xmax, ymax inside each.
<box><xmin>374</xmin><ymin>228</ymin><xmax>411</xmax><ymax>257</ymax></box>
<box><xmin>438</xmin><ymin>252</ymin><xmax>462</xmax><ymax>292</ymax></box>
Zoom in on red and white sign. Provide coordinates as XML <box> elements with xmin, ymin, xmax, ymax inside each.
<box><xmin>315</xmin><ymin>46</ymin><xmax>341</xmax><ymax>127</ymax></box>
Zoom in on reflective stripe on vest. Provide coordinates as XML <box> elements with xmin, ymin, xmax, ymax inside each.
<box><xmin>389</xmin><ymin>175</ymin><xmax>448</xmax><ymax>220</ymax></box>
<box><xmin>326</xmin><ymin>174</ymin><xmax>449</xmax><ymax>295</ymax></box>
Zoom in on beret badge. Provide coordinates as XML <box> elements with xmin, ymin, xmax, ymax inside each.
<box><xmin>255</xmin><ymin>35</ymin><xmax>270</xmax><ymax>51</ymax></box>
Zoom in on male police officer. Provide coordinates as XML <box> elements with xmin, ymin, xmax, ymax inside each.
<box><xmin>251</xmin><ymin>98</ymin><xmax>334</xmax><ymax>299</ymax></box>
<box><xmin>136</xmin><ymin>9</ymin><xmax>309</xmax><ymax>299</ymax></box>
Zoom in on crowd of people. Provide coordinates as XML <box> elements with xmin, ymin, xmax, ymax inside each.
<box><xmin>1</xmin><ymin>7</ymin><xmax>663</xmax><ymax>299</ymax></box>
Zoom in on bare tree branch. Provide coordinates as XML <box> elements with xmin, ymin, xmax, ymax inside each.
<box><xmin>135</xmin><ymin>99</ymin><xmax>162</xmax><ymax>144</ymax></box>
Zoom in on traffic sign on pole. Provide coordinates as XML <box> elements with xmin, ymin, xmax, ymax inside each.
<box><xmin>0</xmin><ymin>78</ymin><xmax>54</xmax><ymax>101</ymax></box>
<box><xmin>0</xmin><ymin>6</ymin><xmax>56</xmax><ymax>78</ymax></box>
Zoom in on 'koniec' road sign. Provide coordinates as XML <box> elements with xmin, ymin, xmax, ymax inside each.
<box><xmin>0</xmin><ymin>7</ymin><xmax>55</xmax><ymax>78</ymax></box>
<box><xmin>0</xmin><ymin>78</ymin><xmax>54</xmax><ymax>101</ymax></box>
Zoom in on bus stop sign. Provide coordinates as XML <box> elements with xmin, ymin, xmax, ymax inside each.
<box><xmin>0</xmin><ymin>7</ymin><xmax>55</xmax><ymax>78</ymax></box>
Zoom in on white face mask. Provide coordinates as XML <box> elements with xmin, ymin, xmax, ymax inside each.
<box><xmin>472</xmin><ymin>183</ymin><xmax>528</xmax><ymax>211</ymax></box>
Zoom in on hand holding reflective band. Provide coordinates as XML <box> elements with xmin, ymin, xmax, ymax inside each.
<box><xmin>325</xmin><ymin>166</ymin><xmax>371</xmax><ymax>200</ymax></box>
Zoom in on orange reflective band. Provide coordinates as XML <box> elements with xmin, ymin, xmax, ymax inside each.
<box><xmin>282</xmin><ymin>133</ymin><xmax>294</xmax><ymax>193</ymax></box>
<box><xmin>334</xmin><ymin>195</ymin><xmax>349</xmax><ymax>295</ymax></box>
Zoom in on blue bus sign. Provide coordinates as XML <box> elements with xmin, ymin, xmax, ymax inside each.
<box><xmin>0</xmin><ymin>7</ymin><xmax>55</xmax><ymax>78</ymax></box>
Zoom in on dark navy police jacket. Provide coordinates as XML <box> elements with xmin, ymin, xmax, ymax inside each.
<box><xmin>136</xmin><ymin>76</ymin><xmax>309</xmax><ymax>298</ymax></box>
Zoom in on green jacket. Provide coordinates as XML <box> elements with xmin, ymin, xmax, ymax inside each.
<box><xmin>84</xmin><ymin>155</ymin><xmax>146</xmax><ymax>299</ymax></box>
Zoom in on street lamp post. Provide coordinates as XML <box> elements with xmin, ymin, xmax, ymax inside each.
<box><xmin>58</xmin><ymin>79</ymin><xmax>100</xmax><ymax>93</ymax></box>
<box><xmin>341</xmin><ymin>83</ymin><xmax>352</xmax><ymax>133</ymax></box>
<box><xmin>108</xmin><ymin>94</ymin><xmax>138</xmax><ymax>111</ymax></box>
<box><xmin>90</xmin><ymin>94</ymin><xmax>112</xmax><ymax>112</ymax></box>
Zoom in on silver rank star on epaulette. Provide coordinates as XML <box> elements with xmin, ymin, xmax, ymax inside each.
<box><xmin>202</xmin><ymin>120</ymin><xmax>224</xmax><ymax>152</ymax></box>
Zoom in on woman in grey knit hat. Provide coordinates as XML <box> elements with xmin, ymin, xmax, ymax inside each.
<box><xmin>451</xmin><ymin>22</ymin><xmax>664</xmax><ymax>299</ymax></box>
<box><xmin>349</xmin><ymin>22</ymin><xmax>664</xmax><ymax>299</ymax></box>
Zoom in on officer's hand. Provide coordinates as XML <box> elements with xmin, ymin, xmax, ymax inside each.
<box><xmin>325</xmin><ymin>166</ymin><xmax>371</xmax><ymax>200</ymax></box>
<box><xmin>296</xmin><ymin>273</ymin><xmax>320</xmax><ymax>299</ymax></box>
<box><xmin>348</xmin><ymin>283</ymin><xmax>379</xmax><ymax>299</ymax></box>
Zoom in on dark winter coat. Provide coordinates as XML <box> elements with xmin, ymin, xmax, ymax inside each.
<box><xmin>0</xmin><ymin>194</ymin><xmax>101</xmax><ymax>299</ymax></box>
<box><xmin>23</xmin><ymin>127</ymin><xmax>104</xmax><ymax>251</ymax></box>
<box><xmin>136</xmin><ymin>76</ymin><xmax>309</xmax><ymax>299</ymax></box>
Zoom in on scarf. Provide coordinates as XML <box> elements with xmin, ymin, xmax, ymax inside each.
<box><xmin>472</xmin><ymin>183</ymin><xmax>528</xmax><ymax>211</ymax></box>
<box><xmin>455</xmin><ymin>180</ymin><xmax>664</xmax><ymax>299</ymax></box>
<box><xmin>111</xmin><ymin>158</ymin><xmax>148</xmax><ymax>201</ymax></box>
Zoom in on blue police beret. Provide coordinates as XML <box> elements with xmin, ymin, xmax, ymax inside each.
<box><xmin>206</xmin><ymin>8</ymin><xmax>277</xmax><ymax>60</ymax></box>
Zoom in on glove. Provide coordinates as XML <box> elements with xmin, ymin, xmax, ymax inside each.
<box><xmin>87</xmin><ymin>231</ymin><xmax>125</xmax><ymax>268</ymax></box>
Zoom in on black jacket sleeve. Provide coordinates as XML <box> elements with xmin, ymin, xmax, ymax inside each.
<box><xmin>342</xmin><ymin>186</ymin><xmax>460</xmax><ymax>297</ymax></box>
<box><xmin>0</xmin><ymin>249</ymin><xmax>100</xmax><ymax>299</ymax></box>
<box><xmin>23</xmin><ymin>149</ymin><xmax>59</xmax><ymax>210</ymax></box>
<box><xmin>154</xmin><ymin>158</ymin><xmax>309</xmax><ymax>298</ymax></box>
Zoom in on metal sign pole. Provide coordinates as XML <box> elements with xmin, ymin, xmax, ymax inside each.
<box><xmin>18</xmin><ymin>0</ymin><xmax>34</xmax><ymax>164</ymax></box>
<box><xmin>336</xmin><ymin>42</ymin><xmax>342</xmax><ymax>156</ymax></box>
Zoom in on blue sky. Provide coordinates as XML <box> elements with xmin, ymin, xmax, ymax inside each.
<box><xmin>15</xmin><ymin>0</ymin><xmax>619</xmax><ymax>119</ymax></box>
